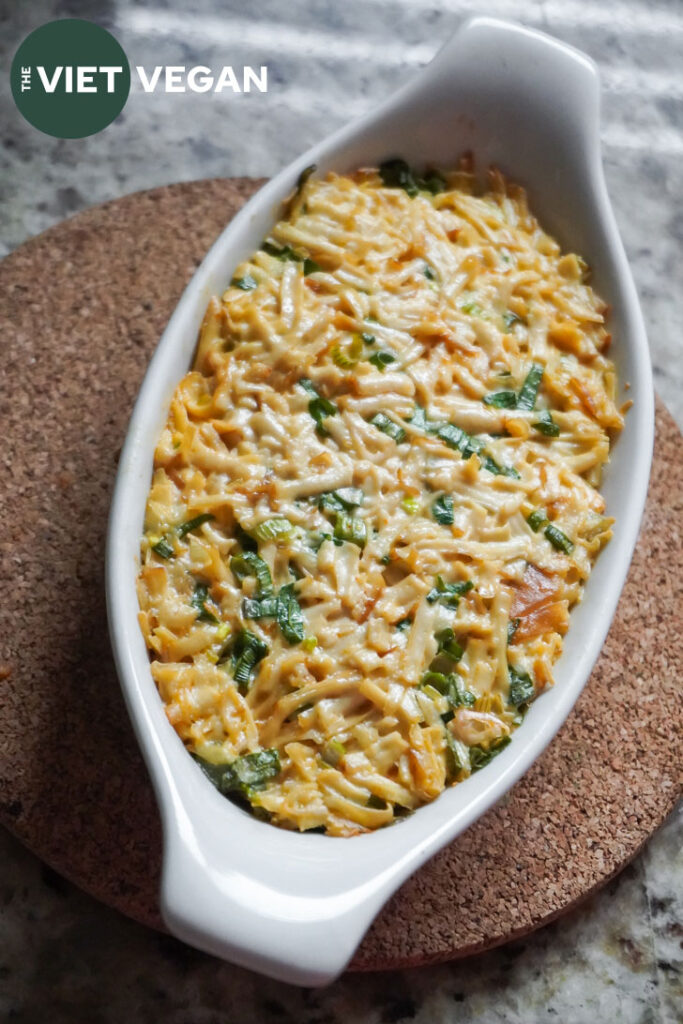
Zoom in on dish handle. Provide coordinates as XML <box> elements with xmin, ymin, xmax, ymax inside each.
<box><xmin>414</xmin><ymin>15</ymin><xmax>602</xmax><ymax>171</ymax></box>
<box><xmin>157</xmin><ymin>793</ymin><xmax>385</xmax><ymax>986</ymax></box>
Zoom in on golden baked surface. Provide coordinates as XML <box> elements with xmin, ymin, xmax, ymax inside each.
<box><xmin>137</xmin><ymin>160</ymin><xmax>623</xmax><ymax>836</ymax></box>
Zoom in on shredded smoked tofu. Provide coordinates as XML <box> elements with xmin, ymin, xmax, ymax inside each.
<box><xmin>137</xmin><ymin>158</ymin><xmax>623</xmax><ymax>836</ymax></box>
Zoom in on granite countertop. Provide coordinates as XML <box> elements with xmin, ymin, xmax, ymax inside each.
<box><xmin>0</xmin><ymin>1</ymin><xmax>681</xmax><ymax>1021</ymax></box>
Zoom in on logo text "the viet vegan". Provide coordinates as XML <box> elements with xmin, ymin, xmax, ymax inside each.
<box><xmin>21</xmin><ymin>64</ymin><xmax>268</xmax><ymax>95</ymax></box>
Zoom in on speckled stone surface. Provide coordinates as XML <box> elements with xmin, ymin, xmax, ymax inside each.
<box><xmin>0</xmin><ymin>181</ymin><xmax>681</xmax><ymax>993</ymax></box>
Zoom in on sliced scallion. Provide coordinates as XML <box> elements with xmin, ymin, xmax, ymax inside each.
<box><xmin>333</xmin><ymin>512</ymin><xmax>367</xmax><ymax>549</ymax></box>
<box><xmin>151</xmin><ymin>537</ymin><xmax>174</xmax><ymax>559</ymax></box>
<box><xmin>527</xmin><ymin>508</ymin><xmax>549</xmax><ymax>532</ymax></box>
<box><xmin>483</xmin><ymin>390</ymin><xmax>517</xmax><ymax>409</ymax></box>
<box><xmin>369</xmin><ymin>412</ymin><xmax>406</xmax><ymax>444</ymax></box>
<box><xmin>533</xmin><ymin>409</ymin><xmax>560</xmax><ymax>437</ymax></box>
<box><xmin>508</xmin><ymin>665</ymin><xmax>535</xmax><ymax>707</ymax></box>
<box><xmin>368</xmin><ymin>351</ymin><xmax>396</xmax><ymax>371</ymax></box>
<box><xmin>517</xmin><ymin>362</ymin><xmax>544</xmax><ymax>411</ymax></box>
<box><xmin>191</xmin><ymin>581</ymin><xmax>219</xmax><ymax>624</ymax></box>
<box><xmin>230</xmin><ymin>274</ymin><xmax>258</xmax><ymax>291</ymax></box>
<box><xmin>431</xmin><ymin>494</ymin><xmax>454</xmax><ymax>525</ymax></box>
<box><xmin>252</xmin><ymin>518</ymin><xmax>294</xmax><ymax>542</ymax></box>
<box><xmin>544</xmin><ymin>523</ymin><xmax>575</xmax><ymax>554</ymax></box>
<box><xmin>177</xmin><ymin>512</ymin><xmax>215</xmax><ymax>538</ymax></box>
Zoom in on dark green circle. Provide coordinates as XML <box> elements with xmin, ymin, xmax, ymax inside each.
<box><xmin>11</xmin><ymin>19</ymin><xmax>130</xmax><ymax>139</ymax></box>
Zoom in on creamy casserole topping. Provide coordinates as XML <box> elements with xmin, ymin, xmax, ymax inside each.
<box><xmin>137</xmin><ymin>159</ymin><xmax>623</xmax><ymax>835</ymax></box>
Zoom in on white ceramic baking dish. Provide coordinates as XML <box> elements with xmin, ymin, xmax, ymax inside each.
<box><xmin>106</xmin><ymin>16</ymin><xmax>653</xmax><ymax>986</ymax></box>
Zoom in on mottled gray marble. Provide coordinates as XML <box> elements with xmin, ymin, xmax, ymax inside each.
<box><xmin>1</xmin><ymin>0</ymin><xmax>681</xmax><ymax>1020</ymax></box>
<box><xmin>0</xmin><ymin>809</ymin><xmax>681</xmax><ymax>1023</ymax></box>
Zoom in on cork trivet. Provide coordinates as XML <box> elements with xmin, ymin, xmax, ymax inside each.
<box><xmin>0</xmin><ymin>180</ymin><xmax>680</xmax><ymax>972</ymax></box>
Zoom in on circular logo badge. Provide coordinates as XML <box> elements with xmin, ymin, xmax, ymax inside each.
<box><xmin>11</xmin><ymin>19</ymin><xmax>130</xmax><ymax>139</ymax></box>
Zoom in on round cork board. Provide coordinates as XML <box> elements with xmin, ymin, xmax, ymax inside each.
<box><xmin>0</xmin><ymin>179</ymin><xmax>680</xmax><ymax>973</ymax></box>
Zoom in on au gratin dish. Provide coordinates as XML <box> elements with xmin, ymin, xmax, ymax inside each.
<box><xmin>137</xmin><ymin>158</ymin><xmax>624</xmax><ymax>837</ymax></box>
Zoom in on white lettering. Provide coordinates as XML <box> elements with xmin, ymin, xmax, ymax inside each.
<box><xmin>133</xmin><ymin>65</ymin><xmax>270</xmax><ymax>96</ymax></box>
<box><xmin>215</xmin><ymin>66</ymin><xmax>240</xmax><ymax>93</ymax></box>
<box><xmin>135</xmin><ymin>65</ymin><xmax>163</xmax><ymax>93</ymax></box>
<box><xmin>77</xmin><ymin>66</ymin><xmax>97</xmax><ymax>92</ymax></box>
<box><xmin>36</xmin><ymin>66</ymin><xmax>63</xmax><ymax>93</ymax></box>
<box><xmin>99</xmin><ymin>66</ymin><xmax>123</xmax><ymax>93</ymax></box>
<box><xmin>165</xmin><ymin>66</ymin><xmax>186</xmax><ymax>92</ymax></box>
<box><xmin>65</xmin><ymin>66</ymin><xmax>73</xmax><ymax>92</ymax></box>
<box><xmin>187</xmin><ymin>65</ymin><xmax>213</xmax><ymax>93</ymax></box>
<box><xmin>244</xmin><ymin>66</ymin><xmax>268</xmax><ymax>93</ymax></box>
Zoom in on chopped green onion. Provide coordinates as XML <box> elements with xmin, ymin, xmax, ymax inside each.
<box><xmin>424</xmin><ymin>264</ymin><xmax>437</xmax><ymax>281</ymax></box>
<box><xmin>360</xmin><ymin>331</ymin><xmax>376</xmax><ymax>345</ymax></box>
<box><xmin>333</xmin><ymin>512</ymin><xmax>367</xmax><ymax>549</ymax></box>
<box><xmin>177</xmin><ymin>512</ymin><xmax>215</xmax><ymax>538</ymax></box>
<box><xmin>483</xmin><ymin>390</ymin><xmax>517</xmax><ymax>409</ymax></box>
<box><xmin>370</xmin><ymin>412</ymin><xmax>406</xmax><ymax>444</ymax></box>
<box><xmin>445</xmin><ymin>731</ymin><xmax>470</xmax><ymax>780</ymax></box>
<box><xmin>544</xmin><ymin>523</ymin><xmax>575</xmax><ymax>554</ymax></box>
<box><xmin>230</xmin><ymin>551</ymin><xmax>273</xmax><ymax>595</ymax></box>
<box><xmin>242</xmin><ymin>583</ymin><xmax>304</xmax><ymax>645</ymax></box>
<box><xmin>421</xmin><ymin>670</ymin><xmax>475</xmax><ymax>708</ymax></box>
<box><xmin>378</xmin><ymin>158</ymin><xmax>446</xmax><ymax>198</ymax></box>
<box><xmin>395</xmin><ymin>618</ymin><xmax>412</xmax><ymax>632</ymax></box>
<box><xmin>231</xmin><ymin>274</ymin><xmax>258</xmax><ymax>291</ymax></box>
<box><xmin>309</xmin><ymin>395</ymin><xmax>339</xmax><ymax>430</ymax></box>
<box><xmin>527</xmin><ymin>509</ymin><xmax>549</xmax><ymax>532</ymax></box>
<box><xmin>191</xmin><ymin>581</ymin><xmax>219</xmax><ymax>624</ymax></box>
<box><xmin>224</xmin><ymin>629</ymin><xmax>269</xmax><ymax>691</ymax></box>
<box><xmin>460</xmin><ymin>301</ymin><xmax>483</xmax><ymax>316</ymax></box>
<box><xmin>401</xmin><ymin>495</ymin><xmax>420</xmax><ymax>515</ymax></box>
<box><xmin>420</xmin><ymin>170</ymin><xmax>446</xmax><ymax>195</ymax></box>
<box><xmin>151</xmin><ymin>537</ymin><xmax>174</xmax><ymax>559</ymax></box>
<box><xmin>298</xmin><ymin>377</ymin><xmax>318</xmax><ymax>396</ymax></box>
<box><xmin>435</xmin><ymin>421</ymin><xmax>479</xmax><ymax>457</ymax></box>
<box><xmin>434</xmin><ymin>627</ymin><xmax>464</xmax><ymax>664</ymax></box>
<box><xmin>331</xmin><ymin>335</ymin><xmax>363</xmax><ymax>368</ymax></box>
<box><xmin>295</xmin><ymin>164</ymin><xmax>316</xmax><ymax>194</ymax></box>
<box><xmin>426</xmin><ymin>575</ymin><xmax>473</xmax><ymax>608</ymax></box>
<box><xmin>275</xmin><ymin>582</ymin><xmax>305</xmax><ymax>644</ymax></box>
<box><xmin>317</xmin><ymin>487</ymin><xmax>364</xmax><ymax>513</ymax></box>
<box><xmin>410</xmin><ymin>407</ymin><xmax>519</xmax><ymax>478</ymax></box>
<box><xmin>508</xmin><ymin>665</ymin><xmax>535</xmax><ymax>707</ymax></box>
<box><xmin>379</xmin><ymin>157</ymin><xmax>419</xmax><ymax>197</ymax></box>
<box><xmin>407</xmin><ymin>405</ymin><xmax>430</xmax><ymax>430</ymax></box>
<box><xmin>242</xmin><ymin>594</ymin><xmax>279</xmax><ymax>619</ymax></box>
<box><xmin>194</xmin><ymin>749</ymin><xmax>280</xmax><ymax>801</ymax></box>
<box><xmin>517</xmin><ymin>362</ymin><xmax>544</xmax><ymax>411</ymax></box>
<box><xmin>262</xmin><ymin>240</ymin><xmax>299</xmax><ymax>261</ymax></box>
<box><xmin>481</xmin><ymin>455</ymin><xmax>520</xmax><ymax>479</ymax></box>
<box><xmin>262</xmin><ymin>242</ymin><xmax>320</xmax><ymax>274</ymax></box>
<box><xmin>431</xmin><ymin>494</ymin><xmax>454</xmax><ymax>525</ymax></box>
<box><xmin>303</xmin><ymin>257</ymin><xmax>322</xmax><ymax>275</ymax></box>
<box><xmin>469</xmin><ymin>735</ymin><xmax>511</xmax><ymax>772</ymax></box>
<box><xmin>321</xmin><ymin>739</ymin><xmax>346</xmax><ymax>766</ymax></box>
<box><xmin>252</xmin><ymin>518</ymin><xmax>294</xmax><ymax>542</ymax></box>
<box><xmin>368</xmin><ymin>351</ymin><xmax>396</xmax><ymax>371</ymax></box>
<box><xmin>533</xmin><ymin>409</ymin><xmax>560</xmax><ymax>437</ymax></box>
<box><xmin>301</xmin><ymin>636</ymin><xmax>318</xmax><ymax>653</ymax></box>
